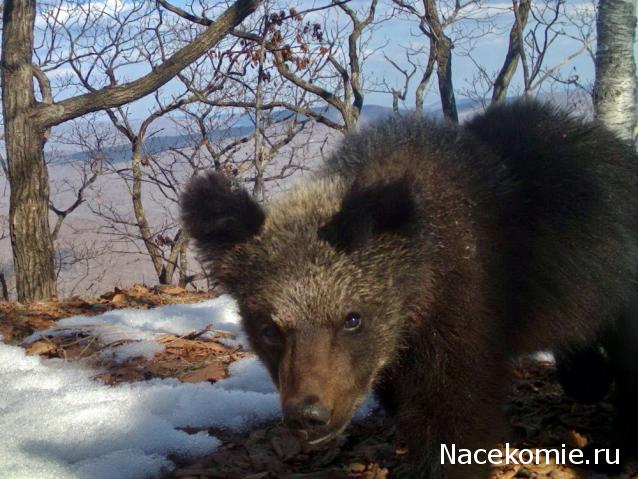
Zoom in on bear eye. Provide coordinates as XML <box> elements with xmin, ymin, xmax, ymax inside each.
<box><xmin>343</xmin><ymin>312</ymin><xmax>362</xmax><ymax>331</ymax></box>
<box><xmin>261</xmin><ymin>325</ymin><xmax>283</xmax><ymax>345</ymax></box>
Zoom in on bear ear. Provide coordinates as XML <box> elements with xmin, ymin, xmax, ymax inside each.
<box><xmin>318</xmin><ymin>178</ymin><xmax>418</xmax><ymax>252</ymax></box>
<box><xmin>180</xmin><ymin>172</ymin><xmax>265</xmax><ymax>253</ymax></box>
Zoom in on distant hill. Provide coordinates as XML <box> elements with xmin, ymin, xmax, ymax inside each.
<box><xmin>61</xmin><ymin>125</ymin><xmax>254</xmax><ymax>164</ymax></box>
<box><xmin>46</xmin><ymin>92</ymin><xmax>595</xmax><ymax>165</ymax></box>
<box><xmin>49</xmin><ymin>104</ymin><xmax>395</xmax><ymax>165</ymax></box>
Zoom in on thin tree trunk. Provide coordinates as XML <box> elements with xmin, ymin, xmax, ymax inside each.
<box><xmin>131</xmin><ymin>142</ymin><xmax>166</xmax><ymax>283</ymax></box>
<box><xmin>492</xmin><ymin>0</ymin><xmax>532</xmax><ymax>104</ymax></box>
<box><xmin>0</xmin><ymin>272</ymin><xmax>9</xmax><ymax>301</ymax></box>
<box><xmin>415</xmin><ymin>47</ymin><xmax>436</xmax><ymax>112</ymax></box>
<box><xmin>423</xmin><ymin>0</ymin><xmax>458</xmax><ymax>123</ymax></box>
<box><xmin>1</xmin><ymin>0</ymin><xmax>56</xmax><ymax>302</ymax></box>
<box><xmin>178</xmin><ymin>242</ymin><xmax>189</xmax><ymax>288</ymax></box>
<box><xmin>434</xmin><ymin>36</ymin><xmax>458</xmax><ymax>122</ymax></box>
<box><xmin>252</xmin><ymin>12</ymin><xmax>268</xmax><ymax>201</ymax></box>
<box><xmin>593</xmin><ymin>0</ymin><xmax>637</xmax><ymax>142</ymax></box>
<box><xmin>162</xmin><ymin>230</ymin><xmax>188</xmax><ymax>285</ymax></box>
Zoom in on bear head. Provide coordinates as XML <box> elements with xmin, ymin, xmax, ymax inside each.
<box><xmin>181</xmin><ymin>171</ymin><xmax>432</xmax><ymax>444</ymax></box>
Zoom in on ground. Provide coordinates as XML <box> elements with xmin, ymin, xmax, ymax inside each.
<box><xmin>168</xmin><ymin>358</ymin><xmax>636</xmax><ymax>479</ymax></box>
<box><xmin>1</xmin><ymin>286</ymin><xmax>637</xmax><ymax>479</ymax></box>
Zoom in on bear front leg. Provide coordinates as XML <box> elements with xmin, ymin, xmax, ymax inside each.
<box><xmin>393</xmin><ymin>344</ymin><xmax>509</xmax><ymax>479</ymax></box>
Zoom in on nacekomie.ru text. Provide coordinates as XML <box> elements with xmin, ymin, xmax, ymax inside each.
<box><xmin>440</xmin><ymin>443</ymin><xmax>619</xmax><ymax>466</ymax></box>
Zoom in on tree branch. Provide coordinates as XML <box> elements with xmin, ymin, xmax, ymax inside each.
<box><xmin>492</xmin><ymin>0</ymin><xmax>531</xmax><ymax>103</ymax></box>
<box><xmin>33</xmin><ymin>0</ymin><xmax>260</xmax><ymax>128</ymax></box>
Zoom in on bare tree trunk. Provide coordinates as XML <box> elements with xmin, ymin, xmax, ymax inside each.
<box><xmin>178</xmin><ymin>242</ymin><xmax>189</xmax><ymax>288</ymax></box>
<box><xmin>415</xmin><ymin>47</ymin><xmax>436</xmax><ymax>112</ymax></box>
<box><xmin>593</xmin><ymin>0</ymin><xmax>637</xmax><ymax>142</ymax></box>
<box><xmin>492</xmin><ymin>0</ymin><xmax>532</xmax><ymax>104</ymax></box>
<box><xmin>130</xmin><ymin>142</ymin><xmax>166</xmax><ymax>283</ymax></box>
<box><xmin>162</xmin><ymin>231</ymin><xmax>188</xmax><ymax>285</ymax></box>
<box><xmin>0</xmin><ymin>272</ymin><xmax>9</xmax><ymax>301</ymax></box>
<box><xmin>130</xmin><ymin>133</ymin><xmax>190</xmax><ymax>285</ymax></box>
<box><xmin>252</xmin><ymin>13</ymin><xmax>268</xmax><ymax>202</ymax></box>
<box><xmin>434</xmin><ymin>36</ymin><xmax>458</xmax><ymax>122</ymax></box>
<box><xmin>1</xmin><ymin>0</ymin><xmax>56</xmax><ymax>302</ymax></box>
<box><xmin>423</xmin><ymin>0</ymin><xmax>458</xmax><ymax>122</ymax></box>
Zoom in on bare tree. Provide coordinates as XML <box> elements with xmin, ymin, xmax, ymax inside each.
<box><xmin>392</xmin><ymin>0</ymin><xmax>484</xmax><ymax>121</ymax></box>
<box><xmin>232</xmin><ymin>3</ymin><xmax>318</xmax><ymax>199</ymax></box>
<box><xmin>48</xmin><ymin>156</ymin><xmax>102</xmax><ymax>242</ymax></box>
<box><xmin>0</xmin><ymin>273</ymin><xmax>8</xmax><ymax>301</ymax></box>
<box><xmin>1</xmin><ymin>0</ymin><xmax>259</xmax><ymax>302</ymax></box>
<box><xmin>370</xmin><ymin>50</ymin><xmax>419</xmax><ymax>113</ymax></box>
<box><xmin>65</xmin><ymin>0</ymin><xmax>313</xmax><ymax>286</ymax></box>
<box><xmin>393</xmin><ymin>0</ymin><xmax>504</xmax><ymax>122</ymax></box>
<box><xmin>167</xmin><ymin>0</ymin><xmax>383</xmax><ymax>132</ymax></box>
<box><xmin>491</xmin><ymin>0</ymin><xmax>532</xmax><ymax>103</ymax></box>
<box><xmin>455</xmin><ymin>0</ymin><xmax>595</xmax><ymax>109</ymax></box>
<box><xmin>46</xmin><ymin>115</ymin><xmax>115</xmax><ymax>297</ymax></box>
<box><xmin>594</xmin><ymin>0</ymin><xmax>637</xmax><ymax>142</ymax></box>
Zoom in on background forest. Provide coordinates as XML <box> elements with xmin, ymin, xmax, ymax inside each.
<box><xmin>2</xmin><ymin>0</ymin><xmax>631</xmax><ymax>302</ymax></box>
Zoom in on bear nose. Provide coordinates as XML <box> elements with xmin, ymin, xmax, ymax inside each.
<box><xmin>283</xmin><ymin>398</ymin><xmax>331</xmax><ymax>430</ymax></box>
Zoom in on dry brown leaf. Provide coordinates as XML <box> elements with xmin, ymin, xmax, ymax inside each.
<box><xmin>155</xmin><ymin>285</ymin><xmax>187</xmax><ymax>296</ymax></box>
<box><xmin>25</xmin><ymin>341</ymin><xmax>57</xmax><ymax>356</ymax></box>
<box><xmin>179</xmin><ymin>362</ymin><xmax>226</xmax><ymax>383</ymax></box>
<box><xmin>361</xmin><ymin>464</ymin><xmax>388</xmax><ymax>479</ymax></box>
<box><xmin>564</xmin><ymin>430</ymin><xmax>588</xmax><ymax>449</ymax></box>
<box><xmin>489</xmin><ymin>463</ymin><xmax>520</xmax><ymax>479</ymax></box>
<box><xmin>110</xmin><ymin>293</ymin><xmax>128</xmax><ymax>305</ymax></box>
<box><xmin>346</xmin><ymin>463</ymin><xmax>366</xmax><ymax>473</ymax></box>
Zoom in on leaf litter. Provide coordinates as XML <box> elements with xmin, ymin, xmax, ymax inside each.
<box><xmin>1</xmin><ymin>285</ymin><xmax>636</xmax><ymax>479</ymax></box>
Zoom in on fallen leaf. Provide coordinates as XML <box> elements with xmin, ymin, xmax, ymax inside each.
<box><xmin>564</xmin><ymin>430</ymin><xmax>588</xmax><ymax>449</ymax></box>
<box><xmin>179</xmin><ymin>362</ymin><xmax>226</xmax><ymax>383</ymax></box>
<box><xmin>346</xmin><ymin>463</ymin><xmax>366</xmax><ymax>473</ymax></box>
<box><xmin>25</xmin><ymin>341</ymin><xmax>56</xmax><ymax>356</ymax></box>
<box><xmin>110</xmin><ymin>293</ymin><xmax>128</xmax><ymax>305</ymax></box>
<box><xmin>155</xmin><ymin>285</ymin><xmax>187</xmax><ymax>296</ymax></box>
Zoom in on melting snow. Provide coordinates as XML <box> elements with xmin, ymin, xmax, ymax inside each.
<box><xmin>1</xmin><ymin>295</ymin><xmax>376</xmax><ymax>479</ymax></box>
<box><xmin>25</xmin><ymin>295</ymin><xmax>246</xmax><ymax>346</ymax></box>
<box><xmin>0</xmin><ymin>296</ymin><xmax>280</xmax><ymax>479</ymax></box>
<box><xmin>100</xmin><ymin>340</ymin><xmax>166</xmax><ymax>363</ymax></box>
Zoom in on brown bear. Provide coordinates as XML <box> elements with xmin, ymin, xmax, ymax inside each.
<box><xmin>180</xmin><ymin>100</ymin><xmax>638</xmax><ymax>478</ymax></box>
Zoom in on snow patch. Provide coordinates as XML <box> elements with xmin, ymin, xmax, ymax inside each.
<box><xmin>100</xmin><ymin>340</ymin><xmax>165</xmax><ymax>363</ymax></box>
<box><xmin>1</xmin><ymin>297</ymin><xmax>279</xmax><ymax>479</ymax></box>
<box><xmin>23</xmin><ymin>295</ymin><xmax>247</xmax><ymax>368</ymax></box>
<box><xmin>25</xmin><ymin>295</ymin><xmax>247</xmax><ymax>347</ymax></box>
<box><xmin>2</xmin><ymin>296</ymin><xmax>378</xmax><ymax>478</ymax></box>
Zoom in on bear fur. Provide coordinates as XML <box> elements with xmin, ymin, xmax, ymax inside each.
<box><xmin>181</xmin><ymin>100</ymin><xmax>638</xmax><ymax>478</ymax></box>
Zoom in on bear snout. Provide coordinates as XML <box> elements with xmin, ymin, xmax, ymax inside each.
<box><xmin>282</xmin><ymin>395</ymin><xmax>332</xmax><ymax>431</ymax></box>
